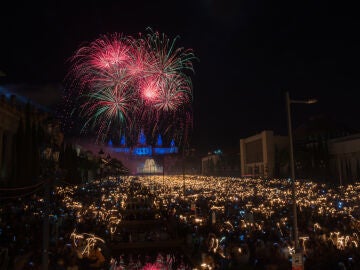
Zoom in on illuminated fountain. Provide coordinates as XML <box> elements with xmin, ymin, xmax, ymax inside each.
<box><xmin>138</xmin><ymin>158</ymin><xmax>163</xmax><ymax>174</ymax></box>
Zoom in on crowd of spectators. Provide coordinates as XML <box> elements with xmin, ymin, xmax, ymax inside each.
<box><xmin>1</xmin><ymin>175</ymin><xmax>360</xmax><ymax>269</ymax></box>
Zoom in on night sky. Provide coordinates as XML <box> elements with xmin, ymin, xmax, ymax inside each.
<box><xmin>1</xmin><ymin>1</ymin><xmax>360</xmax><ymax>153</ymax></box>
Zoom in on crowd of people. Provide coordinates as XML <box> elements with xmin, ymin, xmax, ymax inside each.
<box><xmin>1</xmin><ymin>175</ymin><xmax>360</xmax><ymax>269</ymax></box>
<box><xmin>139</xmin><ymin>175</ymin><xmax>360</xmax><ymax>269</ymax></box>
<box><xmin>108</xmin><ymin>252</ymin><xmax>192</xmax><ymax>270</ymax></box>
<box><xmin>0</xmin><ymin>177</ymin><xmax>193</xmax><ymax>269</ymax></box>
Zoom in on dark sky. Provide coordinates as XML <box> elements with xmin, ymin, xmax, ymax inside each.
<box><xmin>1</xmin><ymin>0</ymin><xmax>360</xmax><ymax>153</ymax></box>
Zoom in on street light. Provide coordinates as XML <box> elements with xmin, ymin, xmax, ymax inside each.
<box><xmin>42</xmin><ymin>146</ymin><xmax>59</xmax><ymax>270</ymax></box>
<box><xmin>98</xmin><ymin>149</ymin><xmax>105</xmax><ymax>181</ymax></box>
<box><xmin>182</xmin><ymin>150</ymin><xmax>186</xmax><ymax>198</ymax></box>
<box><xmin>285</xmin><ymin>91</ymin><xmax>317</xmax><ymax>262</ymax></box>
<box><xmin>105</xmin><ymin>154</ymin><xmax>111</xmax><ymax>180</ymax></box>
<box><xmin>162</xmin><ymin>156</ymin><xmax>165</xmax><ymax>190</ymax></box>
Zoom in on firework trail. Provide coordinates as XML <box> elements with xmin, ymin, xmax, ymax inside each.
<box><xmin>64</xmin><ymin>29</ymin><xmax>196</xmax><ymax>145</ymax></box>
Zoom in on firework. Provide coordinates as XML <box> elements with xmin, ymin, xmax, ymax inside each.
<box><xmin>65</xmin><ymin>29</ymin><xmax>196</xmax><ymax>145</ymax></box>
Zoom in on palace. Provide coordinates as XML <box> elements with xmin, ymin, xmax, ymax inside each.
<box><xmin>73</xmin><ymin>130</ymin><xmax>180</xmax><ymax>175</ymax></box>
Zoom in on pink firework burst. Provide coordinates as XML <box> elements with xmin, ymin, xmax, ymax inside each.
<box><xmin>153</xmin><ymin>75</ymin><xmax>191</xmax><ymax>112</ymax></box>
<box><xmin>65</xmin><ymin>28</ymin><xmax>197</xmax><ymax>145</ymax></box>
<box><xmin>140</xmin><ymin>78</ymin><xmax>160</xmax><ymax>104</ymax></box>
<box><xmin>88</xmin><ymin>34</ymin><xmax>131</xmax><ymax>69</ymax></box>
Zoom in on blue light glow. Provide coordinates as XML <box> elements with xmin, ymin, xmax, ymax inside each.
<box><xmin>0</xmin><ymin>86</ymin><xmax>51</xmax><ymax>112</ymax></box>
<box><xmin>120</xmin><ymin>135</ymin><xmax>126</xmax><ymax>146</ymax></box>
<box><xmin>133</xmin><ymin>146</ymin><xmax>152</xmax><ymax>156</ymax></box>
<box><xmin>170</xmin><ymin>139</ymin><xmax>175</xmax><ymax>147</ymax></box>
<box><xmin>113</xmin><ymin>147</ymin><xmax>131</xmax><ymax>153</ymax></box>
<box><xmin>338</xmin><ymin>201</ymin><xmax>343</xmax><ymax>209</ymax></box>
<box><xmin>108</xmin><ymin>133</ymin><xmax>178</xmax><ymax>156</ymax></box>
<box><xmin>156</xmin><ymin>134</ymin><xmax>163</xmax><ymax>146</ymax></box>
<box><xmin>153</xmin><ymin>147</ymin><xmax>178</xmax><ymax>155</ymax></box>
<box><xmin>170</xmin><ymin>146</ymin><xmax>178</xmax><ymax>153</ymax></box>
<box><xmin>138</xmin><ymin>129</ymin><xmax>146</xmax><ymax>145</ymax></box>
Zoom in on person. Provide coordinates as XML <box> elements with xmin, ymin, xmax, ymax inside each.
<box><xmin>0</xmin><ymin>248</ymin><xmax>9</xmax><ymax>270</ymax></box>
<box><xmin>66</xmin><ymin>256</ymin><xmax>79</xmax><ymax>270</ymax></box>
<box><xmin>135</xmin><ymin>254</ymin><xmax>142</xmax><ymax>269</ymax></box>
<box><xmin>108</xmin><ymin>258</ymin><xmax>117</xmax><ymax>270</ymax></box>
<box><xmin>166</xmin><ymin>254</ymin><xmax>174</xmax><ymax>269</ymax></box>
<box><xmin>88</xmin><ymin>247</ymin><xmax>105</xmax><ymax>268</ymax></box>
<box><xmin>337</xmin><ymin>261</ymin><xmax>347</xmax><ymax>270</ymax></box>
<box><xmin>115</xmin><ymin>255</ymin><xmax>126</xmax><ymax>270</ymax></box>
<box><xmin>55</xmin><ymin>258</ymin><xmax>66</xmax><ymax>270</ymax></box>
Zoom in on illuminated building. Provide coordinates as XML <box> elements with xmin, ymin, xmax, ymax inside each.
<box><xmin>110</xmin><ymin>130</ymin><xmax>178</xmax><ymax>174</ymax></box>
<box><xmin>73</xmin><ymin>131</ymin><xmax>179</xmax><ymax>175</ymax></box>
<box><xmin>110</xmin><ymin>130</ymin><xmax>178</xmax><ymax>157</ymax></box>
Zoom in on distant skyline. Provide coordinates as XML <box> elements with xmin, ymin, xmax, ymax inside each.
<box><xmin>1</xmin><ymin>0</ymin><xmax>360</xmax><ymax>153</ymax></box>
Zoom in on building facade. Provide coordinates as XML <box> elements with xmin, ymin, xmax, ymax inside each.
<box><xmin>292</xmin><ymin>115</ymin><xmax>356</xmax><ymax>181</ymax></box>
<box><xmin>0</xmin><ymin>95</ymin><xmax>20</xmax><ymax>184</ymax></box>
<box><xmin>240</xmin><ymin>130</ymin><xmax>288</xmax><ymax>178</ymax></box>
<box><xmin>328</xmin><ymin>133</ymin><xmax>360</xmax><ymax>185</ymax></box>
<box><xmin>201</xmin><ymin>153</ymin><xmax>220</xmax><ymax>175</ymax></box>
<box><xmin>0</xmin><ymin>90</ymin><xmax>62</xmax><ymax>186</ymax></box>
<box><xmin>72</xmin><ymin>130</ymin><xmax>181</xmax><ymax>175</ymax></box>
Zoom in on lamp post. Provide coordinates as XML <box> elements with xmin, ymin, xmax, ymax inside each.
<box><xmin>286</xmin><ymin>91</ymin><xmax>317</xmax><ymax>268</ymax></box>
<box><xmin>182</xmin><ymin>150</ymin><xmax>186</xmax><ymax>198</ymax></box>
<box><xmin>98</xmin><ymin>149</ymin><xmax>104</xmax><ymax>182</ymax></box>
<box><xmin>42</xmin><ymin>171</ymin><xmax>50</xmax><ymax>270</ymax></box>
<box><xmin>42</xmin><ymin>146</ymin><xmax>59</xmax><ymax>270</ymax></box>
<box><xmin>106</xmin><ymin>154</ymin><xmax>111</xmax><ymax>181</ymax></box>
<box><xmin>162</xmin><ymin>156</ymin><xmax>165</xmax><ymax>190</ymax></box>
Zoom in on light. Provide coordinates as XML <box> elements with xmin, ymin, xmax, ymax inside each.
<box><xmin>290</xmin><ymin>98</ymin><xmax>318</xmax><ymax>104</ymax></box>
<box><xmin>306</xmin><ymin>98</ymin><xmax>317</xmax><ymax>104</ymax></box>
<box><xmin>194</xmin><ymin>218</ymin><xmax>203</xmax><ymax>224</ymax></box>
<box><xmin>54</xmin><ymin>174</ymin><xmax>360</xmax><ymax>267</ymax></box>
<box><xmin>43</xmin><ymin>147</ymin><xmax>52</xmax><ymax>160</ymax></box>
<box><xmin>53</xmin><ymin>151</ymin><xmax>60</xmax><ymax>162</ymax></box>
<box><xmin>338</xmin><ymin>201</ymin><xmax>344</xmax><ymax>209</ymax></box>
